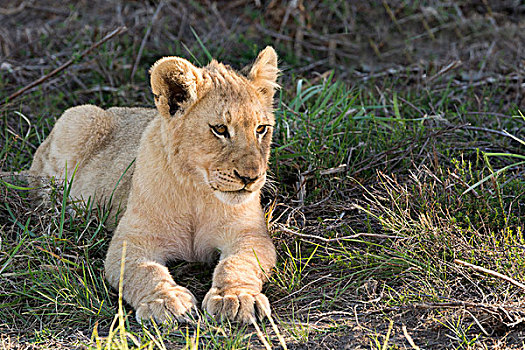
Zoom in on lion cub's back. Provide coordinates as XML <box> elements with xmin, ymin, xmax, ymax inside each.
<box><xmin>30</xmin><ymin>105</ymin><xmax>156</xmax><ymax>217</ymax></box>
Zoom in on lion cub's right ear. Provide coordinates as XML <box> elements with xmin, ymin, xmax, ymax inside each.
<box><xmin>150</xmin><ymin>57</ymin><xmax>203</xmax><ymax>118</ymax></box>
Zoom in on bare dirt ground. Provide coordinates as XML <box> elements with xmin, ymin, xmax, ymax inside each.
<box><xmin>1</xmin><ymin>1</ymin><xmax>525</xmax><ymax>106</ymax></box>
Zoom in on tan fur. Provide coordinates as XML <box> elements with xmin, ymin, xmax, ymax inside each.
<box><xmin>28</xmin><ymin>47</ymin><xmax>279</xmax><ymax>323</ymax></box>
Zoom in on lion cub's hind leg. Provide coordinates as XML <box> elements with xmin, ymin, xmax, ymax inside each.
<box><xmin>28</xmin><ymin>105</ymin><xmax>116</xmax><ymax>206</ymax></box>
<box><xmin>30</xmin><ymin>105</ymin><xmax>116</xmax><ymax>179</ymax></box>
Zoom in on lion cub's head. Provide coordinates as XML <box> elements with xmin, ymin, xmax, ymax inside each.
<box><xmin>149</xmin><ymin>47</ymin><xmax>279</xmax><ymax>205</ymax></box>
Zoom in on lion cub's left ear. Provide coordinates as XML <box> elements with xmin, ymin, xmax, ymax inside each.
<box><xmin>248</xmin><ymin>46</ymin><xmax>280</xmax><ymax>105</ymax></box>
<box><xmin>150</xmin><ymin>57</ymin><xmax>203</xmax><ymax>118</ymax></box>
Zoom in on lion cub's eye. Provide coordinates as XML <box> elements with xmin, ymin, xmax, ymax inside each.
<box><xmin>256</xmin><ymin>125</ymin><xmax>268</xmax><ymax>135</ymax></box>
<box><xmin>210</xmin><ymin>124</ymin><xmax>230</xmax><ymax>138</ymax></box>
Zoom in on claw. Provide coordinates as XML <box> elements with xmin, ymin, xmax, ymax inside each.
<box><xmin>202</xmin><ymin>288</ymin><xmax>271</xmax><ymax>323</ymax></box>
<box><xmin>135</xmin><ymin>285</ymin><xmax>197</xmax><ymax>324</ymax></box>
<box><xmin>254</xmin><ymin>293</ymin><xmax>271</xmax><ymax>320</ymax></box>
<box><xmin>135</xmin><ymin>314</ymin><xmax>153</xmax><ymax>327</ymax></box>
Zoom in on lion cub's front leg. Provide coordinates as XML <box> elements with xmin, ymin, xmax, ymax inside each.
<box><xmin>203</xmin><ymin>229</ymin><xmax>276</xmax><ymax>323</ymax></box>
<box><xmin>105</xmin><ymin>230</ymin><xmax>197</xmax><ymax>324</ymax></box>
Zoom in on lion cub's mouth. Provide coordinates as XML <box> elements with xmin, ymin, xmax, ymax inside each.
<box><xmin>225</xmin><ymin>188</ymin><xmax>251</xmax><ymax>193</ymax></box>
<box><xmin>211</xmin><ymin>186</ymin><xmax>251</xmax><ymax>194</ymax></box>
<box><xmin>210</xmin><ymin>186</ymin><xmax>256</xmax><ymax>206</ymax></box>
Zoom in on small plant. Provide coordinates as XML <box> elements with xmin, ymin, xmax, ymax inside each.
<box><xmin>464</xmin><ymin>112</ymin><xmax>525</xmax><ymax>195</ymax></box>
<box><xmin>271</xmin><ymin>240</ymin><xmax>318</xmax><ymax>294</ymax></box>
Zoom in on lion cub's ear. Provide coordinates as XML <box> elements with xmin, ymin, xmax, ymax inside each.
<box><xmin>150</xmin><ymin>57</ymin><xmax>203</xmax><ymax>118</ymax></box>
<box><xmin>248</xmin><ymin>46</ymin><xmax>279</xmax><ymax>105</ymax></box>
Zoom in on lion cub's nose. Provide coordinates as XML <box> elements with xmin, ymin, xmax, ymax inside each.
<box><xmin>234</xmin><ymin>170</ymin><xmax>259</xmax><ymax>185</ymax></box>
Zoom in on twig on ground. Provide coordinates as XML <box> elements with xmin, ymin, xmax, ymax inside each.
<box><xmin>26</xmin><ymin>4</ymin><xmax>70</xmax><ymax>15</ymax></box>
<box><xmin>465</xmin><ymin>309</ymin><xmax>490</xmax><ymax>336</ymax></box>
<box><xmin>426</xmin><ymin>60</ymin><xmax>462</xmax><ymax>83</ymax></box>
<box><xmin>302</xmin><ymin>164</ymin><xmax>347</xmax><ymax>179</ymax></box>
<box><xmin>204</xmin><ymin>0</ymin><xmax>227</xmax><ymax>30</ymax></box>
<box><xmin>249</xmin><ymin>317</ymin><xmax>272</xmax><ymax>350</ymax></box>
<box><xmin>368</xmin><ymin>301</ymin><xmax>522</xmax><ymax>315</ymax></box>
<box><xmin>0</xmin><ymin>1</ymin><xmax>27</xmax><ymax>15</ymax></box>
<box><xmin>402</xmin><ymin>325</ymin><xmax>420</xmax><ymax>350</ymax></box>
<box><xmin>462</xmin><ymin>125</ymin><xmax>520</xmax><ymax>140</ymax></box>
<box><xmin>0</xmin><ymin>26</ymin><xmax>127</xmax><ymax>106</ymax></box>
<box><xmin>454</xmin><ymin>259</ymin><xmax>525</xmax><ymax>291</ymax></box>
<box><xmin>264</xmin><ymin>309</ymin><xmax>288</xmax><ymax>350</ymax></box>
<box><xmin>313</xmin><ymin>310</ymin><xmax>356</xmax><ymax>324</ymax></box>
<box><xmin>130</xmin><ymin>2</ymin><xmax>164</xmax><ymax>82</ymax></box>
<box><xmin>278</xmin><ymin>0</ymin><xmax>297</xmax><ymax>37</ymax></box>
<box><xmin>273</xmin><ymin>274</ymin><xmax>332</xmax><ymax>304</ymax></box>
<box><xmin>382</xmin><ymin>320</ymin><xmax>394</xmax><ymax>350</ymax></box>
<box><xmin>278</xmin><ymin>224</ymin><xmax>402</xmax><ymax>242</ymax></box>
<box><xmin>223</xmin><ymin>0</ymin><xmax>252</xmax><ymax>10</ymax></box>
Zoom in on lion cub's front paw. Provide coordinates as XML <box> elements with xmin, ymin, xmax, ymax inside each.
<box><xmin>203</xmin><ymin>287</ymin><xmax>271</xmax><ymax>323</ymax></box>
<box><xmin>135</xmin><ymin>284</ymin><xmax>197</xmax><ymax>324</ymax></box>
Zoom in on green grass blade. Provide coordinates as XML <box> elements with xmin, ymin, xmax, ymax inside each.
<box><xmin>190</xmin><ymin>27</ymin><xmax>213</xmax><ymax>62</ymax></box>
<box><xmin>462</xmin><ymin>160</ymin><xmax>525</xmax><ymax>195</ymax></box>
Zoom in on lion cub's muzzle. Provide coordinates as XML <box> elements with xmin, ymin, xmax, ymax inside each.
<box><xmin>209</xmin><ymin>169</ymin><xmax>266</xmax><ymax>193</ymax></box>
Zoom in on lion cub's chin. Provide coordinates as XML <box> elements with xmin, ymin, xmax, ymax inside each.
<box><xmin>214</xmin><ymin>189</ymin><xmax>258</xmax><ymax>206</ymax></box>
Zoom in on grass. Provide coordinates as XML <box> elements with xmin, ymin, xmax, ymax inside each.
<box><xmin>1</xmin><ymin>1</ymin><xmax>525</xmax><ymax>349</ymax></box>
<box><xmin>2</xmin><ymin>74</ymin><xmax>524</xmax><ymax>349</ymax></box>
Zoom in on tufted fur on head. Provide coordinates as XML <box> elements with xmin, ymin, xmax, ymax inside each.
<box><xmin>150</xmin><ymin>46</ymin><xmax>279</xmax><ymax>120</ymax></box>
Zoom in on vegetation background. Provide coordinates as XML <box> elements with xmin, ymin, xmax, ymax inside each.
<box><xmin>1</xmin><ymin>0</ymin><xmax>524</xmax><ymax>349</ymax></box>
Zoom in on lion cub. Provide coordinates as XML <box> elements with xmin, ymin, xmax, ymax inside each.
<box><xmin>28</xmin><ymin>47</ymin><xmax>279</xmax><ymax>323</ymax></box>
